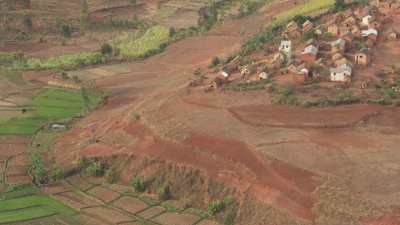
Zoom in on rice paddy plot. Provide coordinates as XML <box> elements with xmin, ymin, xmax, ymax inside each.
<box><xmin>0</xmin><ymin>88</ymin><xmax>102</xmax><ymax>135</ymax></box>
<box><xmin>0</xmin><ymin>185</ymin><xmax>77</xmax><ymax>224</ymax></box>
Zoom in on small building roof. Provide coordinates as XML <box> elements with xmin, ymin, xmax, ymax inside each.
<box><xmin>357</xmin><ymin>47</ymin><xmax>371</xmax><ymax>55</ymax></box>
<box><xmin>330</xmin><ymin>63</ymin><xmax>352</xmax><ymax>74</ymax></box>
<box><xmin>331</xmin><ymin>38</ymin><xmax>346</xmax><ymax>47</ymax></box>
<box><xmin>362</xmin><ymin>28</ymin><xmax>378</xmax><ymax>37</ymax></box>
<box><xmin>302</xmin><ymin>45</ymin><xmax>318</xmax><ymax>55</ymax></box>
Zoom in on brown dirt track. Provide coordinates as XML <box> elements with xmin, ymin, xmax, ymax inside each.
<box><xmin>45</xmin><ymin>1</ymin><xmax>400</xmax><ymax>224</ymax></box>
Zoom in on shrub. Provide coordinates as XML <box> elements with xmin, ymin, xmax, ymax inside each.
<box><xmin>223</xmin><ymin>211</ymin><xmax>236</xmax><ymax>225</ymax></box>
<box><xmin>156</xmin><ymin>185</ymin><xmax>171</xmax><ymax>201</ymax></box>
<box><xmin>105</xmin><ymin>168</ymin><xmax>116</xmax><ymax>183</ymax></box>
<box><xmin>51</xmin><ymin>167</ymin><xmax>64</xmax><ymax>181</ymax></box>
<box><xmin>271</xmin><ymin>85</ymin><xmax>298</xmax><ymax>106</ymax></box>
<box><xmin>22</xmin><ymin>14</ymin><xmax>33</xmax><ymax>29</ymax></box>
<box><xmin>100</xmin><ymin>43</ymin><xmax>112</xmax><ymax>55</ymax></box>
<box><xmin>85</xmin><ymin>161</ymin><xmax>105</xmax><ymax>177</ymax></box>
<box><xmin>209</xmin><ymin>56</ymin><xmax>220</xmax><ymax>68</ymax></box>
<box><xmin>130</xmin><ymin>176</ymin><xmax>146</xmax><ymax>192</ymax></box>
<box><xmin>60</xmin><ymin>24</ymin><xmax>72</xmax><ymax>38</ymax></box>
<box><xmin>198</xmin><ymin>2</ymin><xmax>218</xmax><ymax>30</ymax></box>
<box><xmin>208</xmin><ymin>199</ymin><xmax>224</xmax><ymax>215</ymax></box>
<box><xmin>293</xmin><ymin>15</ymin><xmax>312</xmax><ymax>26</ymax></box>
<box><xmin>80</xmin><ymin>0</ymin><xmax>89</xmax><ymax>29</ymax></box>
<box><xmin>30</xmin><ymin>152</ymin><xmax>45</xmax><ymax>184</ymax></box>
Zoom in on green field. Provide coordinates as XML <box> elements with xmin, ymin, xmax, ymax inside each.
<box><xmin>0</xmin><ymin>185</ymin><xmax>76</xmax><ymax>224</ymax></box>
<box><xmin>0</xmin><ymin>88</ymin><xmax>101</xmax><ymax>135</ymax></box>
<box><xmin>274</xmin><ymin>0</ymin><xmax>334</xmax><ymax>23</ymax></box>
<box><xmin>119</xmin><ymin>25</ymin><xmax>171</xmax><ymax>58</ymax></box>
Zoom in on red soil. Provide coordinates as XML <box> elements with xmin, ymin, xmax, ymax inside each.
<box><xmin>228</xmin><ymin>104</ymin><xmax>385</xmax><ymax>128</ymax></box>
<box><xmin>57</xmin><ymin>121</ymin><xmax>317</xmax><ymax>221</ymax></box>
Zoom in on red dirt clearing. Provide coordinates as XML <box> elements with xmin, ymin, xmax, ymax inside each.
<box><xmin>228</xmin><ymin>104</ymin><xmax>385</xmax><ymax>128</ymax></box>
<box><xmin>68</xmin><ymin>121</ymin><xmax>318</xmax><ymax>220</ymax></box>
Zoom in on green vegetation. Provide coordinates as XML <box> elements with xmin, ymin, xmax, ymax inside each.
<box><xmin>226</xmin><ymin>79</ymin><xmax>271</xmax><ymax>91</ymax></box>
<box><xmin>105</xmin><ymin>168</ymin><xmax>116</xmax><ymax>183</ymax></box>
<box><xmin>238</xmin><ymin>0</ymin><xmax>269</xmax><ymax>17</ymax></box>
<box><xmin>130</xmin><ymin>176</ymin><xmax>146</xmax><ymax>192</ymax></box>
<box><xmin>198</xmin><ymin>1</ymin><xmax>219</xmax><ymax>30</ymax></box>
<box><xmin>208</xmin><ymin>199</ymin><xmax>224</xmax><ymax>215</ymax></box>
<box><xmin>209</xmin><ymin>56</ymin><xmax>221</xmax><ymax>68</ymax></box>
<box><xmin>100</xmin><ymin>43</ymin><xmax>113</xmax><ymax>55</ymax></box>
<box><xmin>22</xmin><ymin>14</ymin><xmax>33</xmax><ymax>30</ymax></box>
<box><xmin>333</xmin><ymin>0</ymin><xmax>345</xmax><ymax>12</ymax></box>
<box><xmin>156</xmin><ymin>185</ymin><xmax>171</xmax><ymax>201</ymax></box>
<box><xmin>271</xmin><ymin>85</ymin><xmax>298</xmax><ymax>106</ymax></box>
<box><xmin>303</xmin><ymin>90</ymin><xmax>360</xmax><ymax>107</ymax></box>
<box><xmin>207</xmin><ymin>197</ymin><xmax>234</xmax><ymax>215</ymax></box>
<box><xmin>59</xmin><ymin>23</ymin><xmax>72</xmax><ymax>38</ymax></box>
<box><xmin>0</xmin><ymin>88</ymin><xmax>102</xmax><ymax>135</ymax></box>
<box><xmin>85</xmin><ymin>161</ymin><xmax>106</xmax><ymax>177</ymax></box>
<box><xmin>80</xmin><ymin>0</ymin><xmax>89</xmax><ymax>29</ymax></box>
<box><xmin>0</xmin><ymin>185</ymin><xmax>76</xmax><ymax>224</ymax></box>
<box><xmin>23</xmin><ymin>52</ymin><xmax>107</xmax><ymax>70</ymax></box>
<box><xmin>119</xmin><ymin>25</ymin><xmax>170</xmax><ymax>58</ymax></box>
<box><xmin>30</xmin><ymin>152</ymin><xmax>45</xmax><ymax>184</ymax></box>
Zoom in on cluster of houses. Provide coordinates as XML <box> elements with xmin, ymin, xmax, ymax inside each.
<box><xmin>196</xmin><ymin>0</ymin><xmax>400</xmax><ymax>91</ymax></box>
<box><xmin>276</xmin><ymin>0</ymin><xmax>400</xmax><ymax>83</ymax></box>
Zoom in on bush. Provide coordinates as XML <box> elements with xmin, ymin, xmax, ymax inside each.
<box><xmin>85</xmin><ymin>161</ymin><xmax>105</xmax><ymax>177</ymax></box>
<box><xmin>100</xmin><ymin>43</ymin><xmax>113</xmax><ymax>55</ymax></box>
<box><xmin>22</xmin><ymin>14</ymin><xmax>33</xmax><ymax>29</ymax></box>
<box><xmin>30</xmin><ymin>152</ymin><xmax>45</xmax><ymax>184</ymax></box>
<box><xmin>130</xmin><ymin>176</ymin><xmax>146</xmax><ymax>192</ymax></box>
<box><xmin>208</xmin><ymin>199</ymin><xmax>224</xmax><ymax>215</ymax></box>
<box><xmin>198</xmin><ymin>2</ymin><xmax>218</xmax><ymax>30</ymax></box>
<box><xmin>60</xmin><ymin>24</ymin><xmax>72</xmax><ymax>38</ymax></box>
<box><xmin>209</xmin><ymin>56</ymin><xmax>220</xmax><ymax>68</ymax></box>
<box><xmin>51</xmin><ymin>167</ymin><xmax>64</xmax><ymax>181</ymax></box>
<box><xmin>156</xmin><ymin>185</ymin><xmax>171</xmax><ymax>201</ymax></box>
<box><xmin>271</xmin><ymin>85</ymin><xmax>298</xmax><ymax>105</ymax></box>
<box><xmin>293</xmin><ymin>15</ymin><xmax>312</xmax><ymax>26</ymax></box>
<box><xmin>223</xmin><ymin>211</ymin><xmax>236</xmax><ymax>225</ymax></box>
<box><xmin>80</xmin><ymin>0</ymin><xmax>89</xmax><ymax>29</ymax></box>
<box><xmin>105</xmin><ymin>168</ymin><xmax>116</xmax><ymax>183</ymax></box>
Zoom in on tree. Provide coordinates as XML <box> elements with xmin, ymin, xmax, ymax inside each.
<box><xmin>80</xmin><ymin>0</ymin><xmax>89</xmax><ymax>29</ymax></box>
<box><xmin>333</xmin><ymin>0</ymin><xmax>345</xmax><ymax>11</ymax></box>
<box><xmin>100</xmin><ymin>43</ymin><xmax>113</xmax><ymax>55</ymax></box>
<box><xmin>22</xmin><ymin>14</ymin><xmax>32</xmax><ymax>30</ymax></box>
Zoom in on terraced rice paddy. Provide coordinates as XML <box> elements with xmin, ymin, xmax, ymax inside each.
<box><xmin>0</xmin><ymin>88</ymin><xmax>101</xmax><ymax>135</ymax></box>
<box><xmin>0</xmin><ymin>185</ymin><xmax>77</xmax><ymax>224</ymax></box>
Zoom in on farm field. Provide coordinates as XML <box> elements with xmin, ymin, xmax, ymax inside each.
<box><xmin>0</xmin><ymin>88</ymin><xmax>101</xmax><ymax>135</ymax></box>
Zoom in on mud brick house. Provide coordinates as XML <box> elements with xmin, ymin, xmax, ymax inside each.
<box><xmin>331</xmin><ymin>38</ymin><xmax>346</xmax><ymax>54</ymax></box>
<box><xmin>302</xmin><ymin>20</ymin><xmax>314</xmax><ymax>33</ymax></box>
<box><xmin>330</xmin><ymin>63</ymin><xmax>352</xmax><ymax>82</ymax></box>
<box><xmin>387</xmin><ymin>28</ymin><xmax>399</xmax><ymax>40</ymax></box>
<box><xmin>362</xmin><ymin>28</ymin><xmax>378</xmax><ymax>41</ymax></box>
<box><xmin>327</xmin><ymin>23</ymin><xmax>340</xmax><ymax>36</ymax></box>
<box><xmin>285</xmin><ymin>21</ymin><xmax>301</xmax><ymax>38</ymax></box>
<box><xmin>362</xmin><ymin>15</ymin><xmax>374</xmax><ymax>26</ymax></box>
<box><xmin>354</xmin><ymin>48</ymin><xmax>371</xmax><ymax>66</ymax></box>
<box><xmin>279</xmin><ymin>40</ymin><xmax>292</xmax><ymax>59</ymax></box>
<box><xmin>300</xmin><ymin>45</ymin><xmax>318</xmax><ymax>63</ymax></box>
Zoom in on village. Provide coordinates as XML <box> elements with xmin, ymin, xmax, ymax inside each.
<box><xmin>191</xmin><ymin>0</ymin><xmax>400</xmax><ymax>104</ymax></box>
